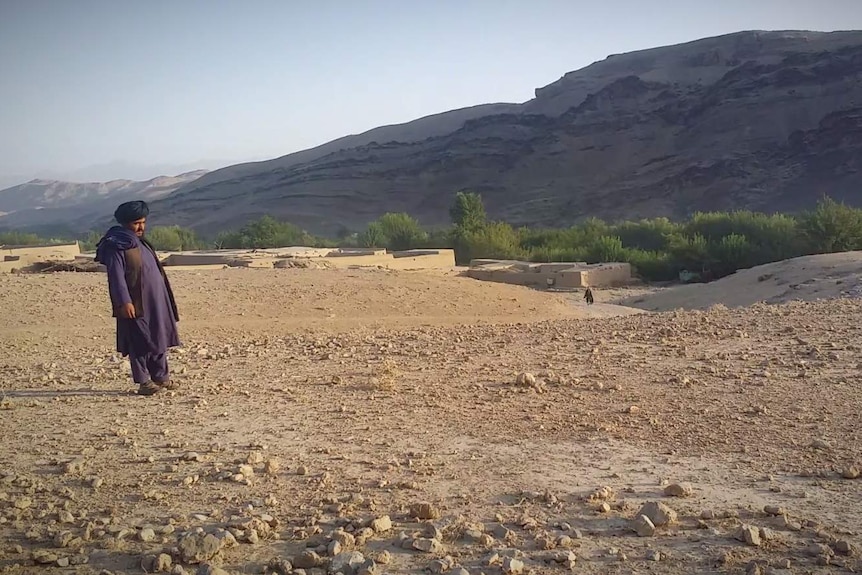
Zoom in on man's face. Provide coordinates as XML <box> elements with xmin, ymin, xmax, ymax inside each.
<box><xmin>125</xmin><ymin>217</ymin><xmax>146</xmax><ymax>237</ymax></box>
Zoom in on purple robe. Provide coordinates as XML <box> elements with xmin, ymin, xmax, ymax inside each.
<box><xmin>100</xmin><ymin>235</ymin><xmax>180</xmax><ymax>358</ymax></box>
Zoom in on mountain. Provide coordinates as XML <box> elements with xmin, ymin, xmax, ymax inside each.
<box><xmin>148</xmin><ymin>30</ymin><xmax>862</xmax><ymax>237</ymax></box>
<box><xmin>0</xmin><ymin>170</ymin><xmax>208</xmax><ymax>233</ymax></box>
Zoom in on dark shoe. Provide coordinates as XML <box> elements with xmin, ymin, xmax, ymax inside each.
<box><xmin>137</xmin><ymin>382</ymin><xmax>162</xmax><ymax>396</ymax></box>
<box><xmin>155</xmin><ymin>379</ymin><xmax>177</xmax><ymax>390</ymax></box>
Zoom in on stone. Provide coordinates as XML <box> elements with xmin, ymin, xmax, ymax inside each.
<box><xmin>735</xmin><ymin>525</ymin><xmax>762</xmax><ymax>547</ymax></box>
<box><xmin>332</xmin><ymin>530</ymin><xmax>356</xmax><ymax>549</ymax></box>
<box><xmin>412</xmin><ymin>538</ymin><xmax>443</xmax><ymax>553</ymax></box>
<box><xmin>646</xmin><ymin>549</ymin><xmax>662</xmax><ymax>561</ymax></box>
<box><xmin>13</xmin><ymin>496</ymin><xmax>32</xmax><ymax>509</ymax></box>
<box><xmin>265</xmin><ymin>459</ymin><xmax>281</xmax><ymax>475</ymax></box>
<box><xmin>663</xmin><ymin>482</ymin><xmax>693</xmax><ymax>497</ymax></box>
<box><xmin>54</xmin><ymin>531</ymin><xmax>75</xmax><ymax>548</ymax></box>
<box><xmin>631</xmin><ymin>515</ymin><xmax>656</xmax><ymax>537</ymax></box>
<box><xmin>179</xmin><ymin>532</ymin><xmax>223</xmax><ymax>563</ymax></box>
<box><xmin>515</xmin><ymin>372</ymin><xmax>536</xmax><ymax>387</ymax></box>
<box><xmin>637</xmin><ymin>502</ymin><xmax>678</xmax><ymax>527</ymax></box>
<box><xmin>374</xmin><ymin>550</ymin><xmax>391</xmax><ymax>565</ymax></box>
<box><xmin>463</xmin><ymin>529</ymin><xmax>484</xmax><ymax>543</ymax></box>
<box><xmin>449</xmin><ymin>568</ymin><xmax>470</xmax><ymax>575</ymax></box>
<box><xmin>429</xmin><ymin>556</ymin><xmax>455</xmax><ymax>574</ymax></box>
<box><xmin>501</xmin><ymin>557</ymin><xmax>525</xmax><ymax>574</ymax></box>
<box><xmin>410</xmin><ymin>502</ymin><xmax>440</xmax><ymax>520</ymax></box>
<box><xmin>763</xmin><ymin>505</ymin><xmax>785</xmax><ymax>516</ymax></box>
<box><xmin>293</xmin><ymin>551</ymin><xmax>323</xmax><ymax>569</ymax></box>
<box><xmin>32</xmin><ymin>550</ymin><xmax>58</xmax><ymax>564</ymax></box>
<box><xmin>759</xmin><ymin>527</ymin><xmax>777</xmax><ymax>542</ymax></box>
<box><xmin>834</xmin><ymin>540</ymin><xmax>854</xmax><ymax>555</ymax></box>
<box><xmin>356</xmin><ymin>558</ymin><xmax>378</xmax><ymax>575</ymax></box>
<box><xmin>328</xmin><ymin>540</ymin><xmax>343</xmax><ymax>557</ymax></box>
<box><xmin>140</xmin><ymin>528</ymin><xmax>157</xmax><ymax>542</ymax></box>
<box><xmin>56</xmin><ymin>557</ymin><xmax>70</xmax><ymax>567</ymax></box>
<box><xmin>842</xmin><ymin>467</ymin><xmax>860</xmax><ymax>479</ymax></box>
<box><xmin>58</xmin><ymin>510</ymin><xmax>75</xmax><ymax>523</ymax></box>
<box><xmin>155</xmin><ymin>553</ymin><xmax>173</xmax><ymax>572</ymax></box>
<box><xmin>781</xmin><ymin>515</ymin><xmax>803</xmax><ymax>531</ymax></box>
<box><xmin>370</xmin><ymin>515</ymin><xmax>392</xmax><ymax>533</ymax></box>
<box><xmin>330</xmin><ymin>551</ymin><xmax>366</xmax><ymax>575</ymax></box>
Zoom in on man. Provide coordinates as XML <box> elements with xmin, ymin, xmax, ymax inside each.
<box><xmin>583</xmin><ymin>287</ymin><xmax>594</xmax><ymax>305</ymax></box>
<box><xmin>94</xmin><ymin>201</ymin><xmax>180</xmax><ymax>395</ymax></box>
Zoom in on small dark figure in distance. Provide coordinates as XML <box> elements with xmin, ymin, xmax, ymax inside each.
<box><xmin>584</xmin><ymin>287</ymin><xmax>594</xmax><ymax>305</ymax></box>
<box><xmin>94</xmin><ymin>201</ymin><xmax>181</xmax><ymax>396</ymax></box>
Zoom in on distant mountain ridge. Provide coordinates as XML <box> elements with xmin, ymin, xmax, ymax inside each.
<box><xmin>148</xmin><ymin>29</ymin><xmax>862</xmax><ymax>236</ymax></box>
<box><xmin>0</xmin><ymin>170</ymin><xmax>207</xmax><ymax>232</ymax></box>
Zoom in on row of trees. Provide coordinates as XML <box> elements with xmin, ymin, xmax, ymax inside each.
<box><xmin>3</xmin><ymin>193</ymin><xmax>862</xmax><ymax>283</ymax></box>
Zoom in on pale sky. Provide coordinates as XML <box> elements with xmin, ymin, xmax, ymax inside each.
<box><xmin>1</xmin><ymin>0</ymin><xmax>860</xmax><ymax>184</ymax></box>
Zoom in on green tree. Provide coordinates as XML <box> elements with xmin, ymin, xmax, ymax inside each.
<box><xmin>358</xmin><ymin>213</ymin><xmax>428</xmax><ymax>251</ymax></box>
<box><xmin>800</xmin><ymin>196</ymin><xmax>862</xmax><ymax>253</ymax></box>
<box><xmin>216</xmin><ymin>216</ymin><xmax>315</xmax><ymax>249</ymax></box>
<box><xmin>449</xmin><ymin>191</ymin><xmax>487</xmax><ymax>232</ymax></box>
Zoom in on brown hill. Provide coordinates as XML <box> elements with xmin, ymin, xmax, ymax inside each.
<box><xmin>151</xmin><ymin>30</ymin><xmax>862</xmax><ymax>236</ymax></box>
<box><xmin>0</xmin><ymin>171</ymin><xmax>207</xmax><ymax>232</ymax></box>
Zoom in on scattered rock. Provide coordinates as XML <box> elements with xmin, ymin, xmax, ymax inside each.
<box><xmin>329</xmin><ymin>551</ymin><xmax>366</xmax><ymax>575</ymax></box>
<box><xmin>412</xmin><ymin>538</ymin><xmax>444</xmax><ymax>553</ymax></box>
<box><xmin>292</xmin><ymin>550</ymin><xmax>323</xmax><ymax>569</ymax></box>
<box><xmin>842</xmin><ymin>467</ymin><xmax>860</xmax><ymax>479</ymax></box>
<box><xmin>429</xmin><ymin>556</ymin><xmax>455</xmax><ymax>574</ymax></box>
<box><xmin>501</xmin><ymin>556</ymin><xmax>525</xmax><ymax>574</ymax></box>
<box><xmin>515</xmin><ymin>372</ymin><xmax>536</xmax><ymax>387</ymax></box>
<box><xmin>410</xmin><ymin>502</ymin><xmax>440</xmax><ymax>520</ymax></box>
<box><xmin>735</xmin><ymin>525</ymin><xmax>762</xmax><ymax>547</ymax></box>
<box><xmin>663</xmin><ymin>482</ymin><xmax>693</xmax><ymax>497</ymax></box>
<box><xmin>140</xmin><ymin>527</ymin><xmax>156</xmax><ymax>542</ymax></box>
<box><xmin>370</xmin><ymin>515</ymin><xmax>392</xmax><ymax>533</ymax></box>
<box><xmin>637</xmin><ymin>502</ymin><xmax>678</xmax><ymax>527</ymax></box>
<box><xmin>32</xmin><ymin>550</ymin><xmax>58</xmax><ymax>564</ymax></box>
<box><xmin>763</xmin><ymin>505</ymin><xmax>785</xmax><ymax>516</ymax></box>
<box><xmin>834</xmin><ymin>540</ymin><xmax>854</xmax><ymax>556</ymax></box>
<box><xmin>631</xmin><ymin>515</ymin><xmax>656</xmax><ymax>537</ymax></box>
<box><xmin>646</xmin><ymin>549</ymin><xmax>662</xmax><ymax>561</ymax></box>
<box><xmin>179</xmin><ymin>532</ymin><xmax>224</xmax><ymax>564</ymax></box>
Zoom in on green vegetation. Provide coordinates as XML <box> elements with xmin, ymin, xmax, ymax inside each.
<box><xmin>3</xmin><ymin>195</ymin><xmax>862</xmax><ymax>283</ymax></box>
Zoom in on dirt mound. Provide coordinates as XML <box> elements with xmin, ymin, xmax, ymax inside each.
<box><xmin>620</xmin><ymin>251</ymin><xmax>862</xmax><ymax>311</ymax></box>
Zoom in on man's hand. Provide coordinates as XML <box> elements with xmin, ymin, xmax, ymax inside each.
<box><xmin>118</xmin><ymin>303</ymin><xmax>136</xmax><ymax>319</ymax></box>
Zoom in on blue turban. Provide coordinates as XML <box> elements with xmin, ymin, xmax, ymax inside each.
<box><xmin>114</xmin><ymin>200</ymin><xmax>150</xmax><ymax>224</ymax></box>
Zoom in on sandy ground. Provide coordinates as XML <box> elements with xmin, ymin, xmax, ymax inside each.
<box><xmin>618</xmin><ymin>251</ymin><xmax>862</xmax><ymax>312</ymax></box>
<box><xmin>0</xmin><ymin>265</ymin><xmax>861</xmax><ymax>575</ymax></box>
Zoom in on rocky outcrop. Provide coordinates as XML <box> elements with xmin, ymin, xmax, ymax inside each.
<box><xmin>147</xmin><ymin>30</ymin><xmax>862</xmax><ymax>235</ymax></box>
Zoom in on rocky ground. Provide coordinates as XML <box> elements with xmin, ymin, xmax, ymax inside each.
<box><xmin>0</xmin><ymin>267</ymin><xmax>860</xmax><ymax>575</ymax></box>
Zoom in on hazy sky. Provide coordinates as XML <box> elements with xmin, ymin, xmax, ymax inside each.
<box><xmin>1</xmin><ymin>0</ymin><xmax>860</xmax><ymax>183</ymax></box>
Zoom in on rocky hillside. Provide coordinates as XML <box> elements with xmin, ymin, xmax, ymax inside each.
<box><xmin>0</xmin><ymin>171</ymin><xmax>207</xmax><ymax>232</ymax></box>
<box><xmin>159</xmin><ymin>30</ymin><xmax>862</xmax><ymax>235</ymax></box>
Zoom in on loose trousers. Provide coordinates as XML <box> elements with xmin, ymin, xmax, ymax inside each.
<box><xmin>129</xmin><ymin>352</ymin><xmax>169</xmax><ymax>384</ymax></box>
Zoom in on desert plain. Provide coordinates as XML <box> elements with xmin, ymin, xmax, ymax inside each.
<box><xmin>1</xmin><ymin>255</ymin><xmax>861</xmax><ymax>575</ymax></box>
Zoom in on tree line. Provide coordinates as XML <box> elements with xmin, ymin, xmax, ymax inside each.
<box><xmin>2</xmin><ymin>193</ymin><xmax>861</xmax><ymax>282</ymax></box>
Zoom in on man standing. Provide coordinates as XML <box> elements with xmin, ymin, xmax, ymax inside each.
<box><xmin>95</xmin><ymin>201</ymin><xmax>180</xmax><ymax>395</ymax></box>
